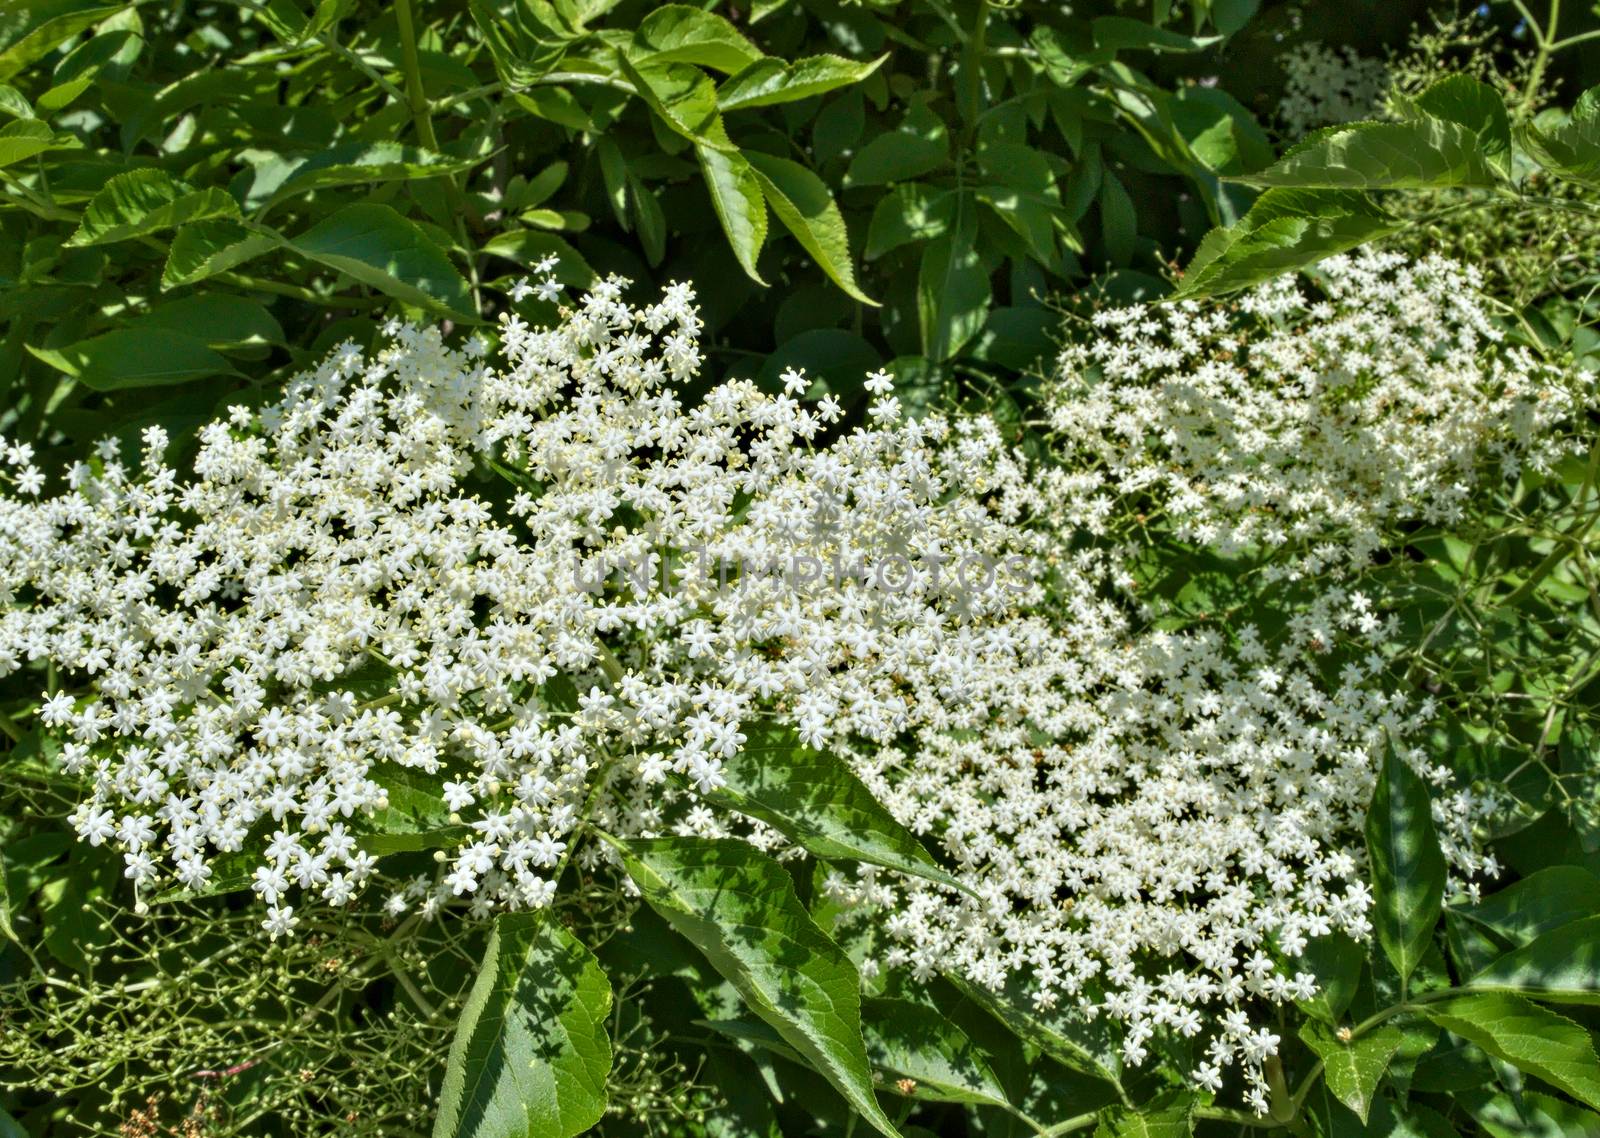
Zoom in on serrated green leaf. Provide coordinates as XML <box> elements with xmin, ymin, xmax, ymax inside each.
<box><xmin>695</xmin><ymin>143</ymin><xmax>766</xmax><ymax>284</ymax></box>
<box><xmin>29</xmin><ymin>328</ymin><xmax>237</xmax><ymax>390</ymax></box>
<box><xmin>1300</xmin><ymin>1020</ymin><xmax>1405</xmax><ymax>1123</ymax></box>
<box><xmin>69</xmin><ymin>169</ymin><xmax>240</xmax><ymax>246</ymax></box>
<box><xmin>1466</xmin><ymin>1089</ymin><xmax>1600</xmax><ymax>1138</ymax></box>
<box><xmin>1519</xmin><ymin>86</ymin><xmax>1600</xmax><ymax>188</ymax></box>
<box><xmin>163</xmin><ymin>218</ymin><xmax>282</xmax><ymax>288</ymax></box>
<box><xmin>747</xmin><ymin>151</ymin><xmax>874</xmax><ymax>305</ymax></box>
<box><xmin>861</xmin><ymin>997</ymin><xmax>1011</xmax><ymax>1108</ymax></box>
<box><xmin>945</xmin><ymin>973</ymin><xmax>1122</xmax><ymax>1089</ymax></box>
<box><xmin>1365</xmin><ymin>742</ymin><xmax>1447</xmax><ymax>992</ymax></box>
<box><xmin>865</xmin><ymin>183</ymin><xmax>958</xmax><ymax>259</ymax></box>
<box><xmin>632</xmin><ymin>4</ymin><xmax>761</xmax><ymax>73</ymax></box>
<box><xmin>1422</xmin><ymin>993</ymin><xmax>1600</xmax><ymax>1111</ymax></box>
<box><xmin>137</xmin><ymin>294</ymin><xmax>283</xmax><ymax>351</ymax></box>
<box><xmin>1175</xmin><ymin>188</ymin><xmax>1398</xmax><ymax>298</ymax></box>
<box><xmin>844</xmin><ymin>102</ymin><xmax>949</xmax><ymax>187</ymax></box>
<box><xmin>1092</xmin><ymin>1092</ymin><xmax>1195</xmax><ymax>1138</ymax></box>
<box><xmin>468</xmin><ymin>0</ymin><xmax>573</xmax><ymax>88</ymax></box>
<box><xmin>1234</xmin><ymin>118</ymin><xmax>1499</xmax><ymax>189</ymax></box>
<box><xmin>1469</xmin><ymin>915</ymin><xmax>1600</xmax><ymax>1004</ymax></box>
<box><xmin>604</xmin><ymin>836</ymin><xmax>901</xmax><ymax>1138</ymax></box>
<box><xmin>1409</xmin><ymin>74</ymin><xmax>1512</xmax><ymax>179</ymax></box>
<box><xmin>619</xmin><ymin>54</ymin><xmax>733</xmax><ymax>149</ymax></box>
<box><xmin>717</xmin><ymin>53</ymin><xmax>885</xmax><ymax>111</ymax></box>
<box><xmin>433</xmin><ymin>912</ymin><xmax>613</xmax><ymax>1138</ymax></box>
<box><xmin>0</xmin><ymin>84</ymin><xmax>32</xmax><ymax>119</ymax></box>
<box><xmin>258</xmin><ymin>142</ymin><xmax>478</xmax><ymax>213</ymax></box>
<box><xmin>703</xmin><ymin>721</ymin><xmax>961</xmax><ymax>892</ymax></box>
<box><xmin>291</xmin><ymin>203</ymin><xmax>474</xmax><ymax>319</ymax></box>
<box><xmin>1454</xmin><ymin>866</ymin><xmax>1600</xmax><ymax>947</ymax></box>
<box><xmin>0</xmin><ymin>118</ymin><xmax>61</xmax><ymax>166</ymax></box>
<box><xmin>0</xmin><ymin>5</ymin><xmax>122</xmax><ymax>81</ymax></box>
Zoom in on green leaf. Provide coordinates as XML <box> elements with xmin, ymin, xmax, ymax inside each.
<box><xmin>1292</xmin><ymin>934</ymin><xmax>1365</xmax><ymax>1025</ymax></box>
<box><xmin>865</xmin><ymin>183</ymin><xmax>958</xmax><ymax>259</ymax></box>
<box><xmin>1300</xmin><ymin>1020</ymin><xmax>1406</xmax><ymax>1123</ymax></box>
<box><xmin>433</xmin><ymin>912</ymin><xmax>613</xmax><ymax>1138</ymax></box>
<box><xmin>0</xmin><ymin>5</ymin><xmax>123</xmax><ymax>81</ymax></box>
<box><xmin>632</xmin><ymin>4</ymin><xmax>762</xmax><ymax>73</ymax></box>
<box><xmin>0</xmin><ymin>84</ymin><xmax>32</xmax><ymax>119</ymax></box>
<box><xmin>844</xmin><ymin>101</ymin><xmax>949</xmax><ymax>187</ymax></box>
<box><xmin>0</xmin><ymin>1103</ymin><xmax>24</xmax><ymax>1138</ymax></box>
<box><xmin>1032</xmin><ymin>26</ymin><xmax>1095</xmax><ymax>87</ymax></box>
<box><xmin>1422</xmin><ymin>993</ymin><xmax>1600</xmax><ymax>1111</ymax></box>
<box><xmin>1092</xmin><ymin>1092</ymin><xmax>1195</xmax><ymax>1138</ymax></box>
<box><xmin>0</xmin><ymin>844</ymin><xmax>19</xmax><ymax>945</ymax></box>
<box><xmin>702</xmin><ymin>721</ymin><xmax>962</xmax><ymax>893</ymax></box>
<box><xmin>29</xmin><ymin>328</ymin><xmax>237</xmax><ymax>390</ymax></box>
<box><xmin>292</xmin><ymin>203</ymin><xmax>474</xmax><ymax>319</ymax></box>
<box><xmin>695</xmin><ymin>143</ymin><xmax>767</xmax><ymax>284</ymax></box>
<box><xmin>259</xmin><ymin>142</ymin><xmax>478</xmax><ymax>213</ymax></box>
<box><xmin>1365</xmin><ymin>742</ymin><xmax>1447</xmax><ymax>992</ymax></box>
<box><xmin>0</xmin><ymin>118</ymin><xmax>62</xmax><ymax>166</ymax></box>
<box><xmin>1466</xmin><ymin>1090</ymin><xmax>1600</xmax><ymax>1138</ymax></box>
<box><xmin>469</xmin><ymin>0</ymin><xmax>573</xmax><ymax>88</ymax></box>
<box><xmin>1172</xmin><ymin>87</ymin><xmax>1274</xmax><ymax>175</ymax></box>
<box><xmin>1519</xmin><ymin>86</ymin><xmax>1600</xmax><ymax>189</ymax></box>
<box><xmin>945</xmin><ymin>973</ymin><xmax>1122</xmax><ymax>1089</ymax></box>
<box><xmin>747</xmin><ymin>151</ymin><xmax>874</xmax><ymax>305</ymax></box>
<box><xmin>1454</xmin><ymin>866</ymin><xmax>1600</xmax><ymax>947</ymax></box>
<box><xmin>717</xmin><ymin>53</ymin><xmax>885</xmax><ymax>111</ymax></box>
<box><xmin>604</xmin><ymin>836</ymin><xmax>901</xmax><ymax>1138</ymax></box>
<box><xmin>163</xmin><ymin>218</ymin><xmax>282</xmax><ymax>289</ymax></box>
<box><xmin>1469</xmin><ymin>915</ymin><xmax>1600</xmax><ymax>1004</ymax></box>
<box><xmin>1099</xmin><ymin>172</ymin><xmax>1137</xmax><ymax>265</ymax></box>
<box><xmin>861</xmin><ymin>997</ymin><xmax>1011</xmax><ymax>1108</ymax></box>
<box><xmin>619</xmin><ymin>55</ymin><xmax>732</xmax><ymax>148</ymax></box>
<box><xmin>1409</xmin><ymin>74</ymin><xmax>1512</xmax><ymax>179</ymax></box>
<box><xmin>1092</xmin><ymin>16</ymin><xmax>1221</xmax><ymax>53</ymax></box>
<box><xmin>69</xmin><ymin>169</ymin><xmax>241</xmax><ymax>246</ymax></box>
<box><xmin>918</xmin><ymin>229</ymin><xmax>990</xmax><ymax>362</ymax></box>
<box><xmin>1175</xmin><ymin>188</ymin><xmax>1398</xmax><ymax>299</ymax></box>
<box><xmin>1234</xmin><ymin>118</ymin><xmax>1499</xmax><ymax>189</ymax></box>
<box><xmin>482</xmin><ymin>230</ymin><xmax>596</xmax><ymax>287</ymax></box>
<box><xmin>628</xmin><ymin>174</ymin><xmax>667</xmax><ymax>266</ymax></box>
<box><xmin>137</xmin><ymin>294</ymin><xmax>283</xmax><ymax>351</ymax></box>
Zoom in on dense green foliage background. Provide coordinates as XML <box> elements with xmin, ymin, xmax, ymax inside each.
<box><xmin>3</xmin><ymin>0</ymin><xmax>1600</xmax><ymax>1136</ymax></box>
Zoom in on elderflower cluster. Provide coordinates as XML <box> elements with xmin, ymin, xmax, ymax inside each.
<box><xmin>0</xmin><ymin>267</ymin><xmax>1051</xmax><ymax>941</ymax></box>
<box><xmin>1276</xmin><ymin>41</ymin><xmax>1390</xmax><ymax>136</ymax></box>
<box><xmin>0</xmin><ymin>258</ymin><xmax>1524</xmax><ymax>1108</ymax></box>
<box><xmin>1046</xmin><ymin>251</ymin><xmax>1575</xmax><ymax>580</ymax></box>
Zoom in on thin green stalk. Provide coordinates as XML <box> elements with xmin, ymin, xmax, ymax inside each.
<box><xmin>1498</xmin><ymin>438</ymin><xmax>1600</xmax><ymax>608</ymax></box>
<box><xmin>1518</xmin><ymin>0</ymin><xmax>1562</xmax><ymax>121</ymax></box>
<box><xmin>1550</xmin><ymin>26</ymin><xmax>1600</xmax><ymax>49</ymax></box>
<box><xmin>393</xmin><ymin>0</ymin><xmax>440</xmax><ymax>151</ymax></box>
